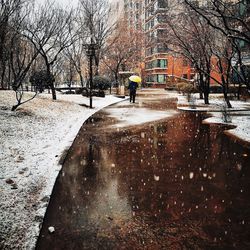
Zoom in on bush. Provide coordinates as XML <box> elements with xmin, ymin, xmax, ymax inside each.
<box><xmin>182</xmin><ymin>83</ymin><xmax>196</xmax><ymax>94</ymax></box>
<box><xmin>30</xmin><ymin>70</ymin><xmax>55</xmax><ymax>92</ymax></box>
<box><xmin>177</xmin><ymin>82</ymin><xmax>196</xmax><ymax>94</ymax></box>
<box><xmin>82</xmin><ymin>87</ymin><xmax>105</xmax><ymax>98</ymax></box>
<box><xmin>92</xmin><ymin>76</ymin><xmax>111</xmax><ymax>90</ymax></box>
<box><xmin>176</xmin><ymin>82</ymin><xmax>186</xmax><ymax>93</ymax></box>
<box><xmin>75</xmin><ymin>88</ymin><xmax>83</xmax><ymax>94</ymax></box>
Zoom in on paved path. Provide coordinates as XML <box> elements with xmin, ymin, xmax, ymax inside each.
<box><xmin>36</xmin><ymin>91</ymin><xmax>250</xmax><ymax>250</ymax></box>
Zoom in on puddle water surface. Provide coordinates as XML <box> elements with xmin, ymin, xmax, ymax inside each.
<box><xmin>36</xmin><ymin>95</ymin><xmax>250</xmax><ymax>250</ymax></box>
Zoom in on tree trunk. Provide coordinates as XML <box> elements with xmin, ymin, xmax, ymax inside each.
<box><xmin>204</xmin><ymin>92</ymin><xmax>209</xmax><ymax>104</ymax></box>
<box><xmin>237</xmin><ymin>84</ymin><xmax>241</xmax><ymax>100</ymax></box>
<box><xmin>11</xmin><ymin>103</ymin><xmax>20</xmax><ymax>111</ymax></box>
<box><xmin>94</xmin><ymin>54</ymin><xmax>99</xmax><ymax>76</ymax></box>
<box><xmin>79</xmin><ymin>73</ymin><xmax>84</xmax><ymax>87</ymax></box>
<box><xmin>50</xmin><ymin>83</ymin><xmax>56</xmax><ymax>100</ymax></box>
<box><xmin>1</xmin><ymin>64</ymin><xmax>5</xmax><ymax>89</ymax></box>
<box><xmin>115</xmin><ymin>72</ymin><xmax>119</xmax><ymax>86</ymax></box>
<box><xmin>46</xmin><ymin>63</ymin><xmax>56</xmax><ymax>100</ymax></box>
<box><xmin>223</xmin><ymin>91</ymin><xmax>232</xmax><ymax>108</ymax></box>
<box><xmin>221</xmin><ymin>76</ymin><xmax>232</xmax><ymax>108</ymax></box>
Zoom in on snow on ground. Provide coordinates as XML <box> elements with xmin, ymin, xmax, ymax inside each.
<box><xmin>107</xmin><ymin>106</ymin><xmax>177</xmax><ymax>128</ymax></box>
<box><xmin>106</xmin><ymin>88</ymin><xmax>178</xmax><ymax>128</ymax></box>
<box><xmin>177</xmin><ymin>93</ymin><xmax>250</xmax><ymax>145</ymax></box>
<box><xmin>203</xmin><ymin>112</ymin><xmax>250</xmax><ymax>145</ymax></box>
<box><xmin>1</xmin><ymin>88</ymin><xmax>249</xmax><ymax>249</ymax></box>
<box><xmin>0</xmin><ymin>90</ymin><xmax>123</xmax><ymax>250</ymax></box>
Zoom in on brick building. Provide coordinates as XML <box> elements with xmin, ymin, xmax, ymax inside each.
<box><xmin>122</xmin><ymin>0</ymin><xmax>195</xmax><ymax>87</ymax></box>
<box><xmin>110</xmin><ymin>0</ymin><xmax>249</xmax><ymax>87</ymax></box>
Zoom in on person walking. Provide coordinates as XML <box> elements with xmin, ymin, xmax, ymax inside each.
<box><xmin>128</xmin><ymin>80</ymin><xmax>138</xmax><ymax>103</ymax></box>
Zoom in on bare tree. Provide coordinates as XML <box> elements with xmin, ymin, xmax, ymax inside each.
<box><xmin>184</xmin><ymin>0</ymin><xmax>250</xmax><ymax>91</ymax></box>
<box><xmin>79</xmin><ymin>0</ymin><xmax>113</xmax><ymax>75</ymax></box>
<box><xmin>102</xmin><ymin>20</ymin><xmax>144</xmax><ymax>85</ymax></box>
<box><xmin>184</xmin><ymin>0</ymin><xmax>250</xmax><ymax>44</ymax></box>
<box><xmin>165</xmin><ymin>7</ymin><xmax>214</xmax><ymax>104</ymax></box>
<box><xmin>210</xmin><ymin>32</ymin><xmax>236</xmax><ymax>108</ymax></box>
<box><xmin>64</xmin><ymin>19</ymin><xmax>87</xmax><ymax>88</ymax></box>
<box><xmin>9</xmin><ymin>33</ymin><xmax>40</xmax><ymax>111</ymax></box>
<box><xmin>0</xmin><ymin>1</ymin><xmax>43</xmax><ymax>111</ymax></box>
<box><xmin>62</xmin><ymin>56</ymin><xmax>78</xmax><ymax>91</ymax></box>
<box><xmin>0</xmin><ymin>0</ymin><xmax>27</xmax><ymax>89</ymax></box>
<box><xmin>23</xmin><ymin>1</ymin><xmax>75</xmax><ymax>100</ymax></box>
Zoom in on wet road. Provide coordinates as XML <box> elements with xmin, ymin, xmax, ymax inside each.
<box><xmin>36</xmin><ymin>92</ymin><xmax>250</xmax><ymax>250</ymax></box>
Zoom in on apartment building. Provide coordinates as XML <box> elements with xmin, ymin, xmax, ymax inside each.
<box><xmin>144</xmin><ymin>0</ymin><xmax>197</xmax><ymax>87</ymax></box>
<box><xmin>122</xmin><ymin>0</ymin><xmax>195</xmax><ymax>87</ymax></box>
<box><xmin>124</xmin><ymin>0</ymin><xmax>144</xmax><ymax>30</ymax></box>
<box><xmin>121</xmin><ymin>0</ymin><xmax>249</xmax><ymax>87</ymax></box>
<box><xmin>109</xmin><ymin>0</ymin><xmax>125</xmax><ymax>26</ymax></box>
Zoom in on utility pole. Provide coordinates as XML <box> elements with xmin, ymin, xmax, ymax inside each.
<box><xmin>83</xmin><ymin>12</ymin><xmax>97</xmax><ymax>108</ymax></box>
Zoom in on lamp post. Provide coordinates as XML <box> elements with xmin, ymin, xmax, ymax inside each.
<box><xmin>83</xmin><ymin>43</ymin><xmax>97</xmax><ymax>108</ymax></box>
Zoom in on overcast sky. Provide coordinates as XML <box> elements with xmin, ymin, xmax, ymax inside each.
<box><xmin>35</xmin><ymin>0</ymin><xmax>112</xmax><ymax>8</ymax></box>
<box><xmin>35</xmin><ymin>0</ymin><xmax>79</xmax><ymax>8</ymax></box>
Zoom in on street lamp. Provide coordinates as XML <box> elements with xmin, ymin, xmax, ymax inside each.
<box><xmin>83</xmin><ymin>43</ymin><xmax>98</xmax><ymax>108</ymax></box>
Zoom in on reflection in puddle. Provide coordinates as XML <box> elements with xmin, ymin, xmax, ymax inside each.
<box><xmin>36</xmin><ymin>99</ymin><xmax>250</xmax><ymax>250</ymax></box>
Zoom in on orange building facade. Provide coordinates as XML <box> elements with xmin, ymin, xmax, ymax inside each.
<box><xmin>123</xmin><ymin>0</ymin><xmax>223</xmax><ymax>88</ymax></box>
<box><xmin>143</xmin><ymin>54</ymin><xmax>197</xmax><ymax>87</ymax></box>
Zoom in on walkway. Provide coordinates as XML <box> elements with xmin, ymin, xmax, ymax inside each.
<box><xmin>36</xmin><ymin>91</ymin><xmax>250</xmax><ymax>249</ymax></box>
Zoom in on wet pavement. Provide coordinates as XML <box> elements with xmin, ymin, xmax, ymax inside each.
<box><xmin>36</xmin><ymin>92</ymin><xmax>250</xmax><ymax>250</ymax></box>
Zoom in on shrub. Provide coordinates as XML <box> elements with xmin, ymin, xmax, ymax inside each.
<box><xmin>176</xmin><ymin>82</ymin><xmax>186</xmax><ymax>93</ymax></box>
<box><xmin>181</xmin><ymin>83</ymin><xmax>196</xmax><ymax>94</ymax></box>
<box><xmin>92</xmin><ymin>76</ymin><xmax>111</xmax><ymax>90</ymax></box>
<box><xmin>30</xmin><ymin>70</ymin><xmax>55</xmax><ymax>93</ymax></box>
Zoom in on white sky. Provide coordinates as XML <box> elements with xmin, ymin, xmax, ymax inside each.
<box><xmin>35</xmin><ymin>0</ymin><xmax>112</xmax><ymax>8</ymax></box>
<box><xmin>35</xmin><ymin>0</ymin><xmax>79</xmax><ymax>8</ymax></box>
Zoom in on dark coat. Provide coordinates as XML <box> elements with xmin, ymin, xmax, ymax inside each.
<box><xmin>128</xmin><ymin>81</ymin><xmax>138</xmax><ymax>92</ymax></box>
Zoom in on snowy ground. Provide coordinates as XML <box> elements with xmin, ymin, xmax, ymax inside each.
<box><xmin>0</xmin><ymin>91</ymin><xmax>124</xmax><ymax>250</ymax></box>
<box><xmin>107</xmin><ymin>106</ymin><xmax>177</xmax><ymax>128</ymax></box>
<box><xmin>1</xmin><ymin>89</ymin><xmax>249</xmax><ymax>250</ymax></box>
<box><xmin>177</xmin><ymin>93</ymin><xmax>250</xmax><ymax>146</ymax></box>
<box><xmin>106</xmin><ymin>88</ymin><xmax>178</xmax><ymax>128</ymax></box>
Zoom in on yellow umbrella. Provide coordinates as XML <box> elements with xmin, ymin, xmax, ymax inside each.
<box><xmin>129</xmin><ymin>75</ymin><xmax>142</xmax><ymax>83</ymax></box>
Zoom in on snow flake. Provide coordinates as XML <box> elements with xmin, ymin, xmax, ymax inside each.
<box><xmin>189</xmin><ymin>172</ymin><xmax>194</xmax><ymax>179</ymax></box>
<box><xmin>236</xmin><ymin>163</ymin><xmax>242</xmax><ymax>171</ymax></box>
<box><xmin>154</xmin><ymin>175</ymin><xmax>160</xmax><ymax>181</ymax></box>
<box><xmin>48</xmin><ymin>226</ymin><xmax>55</xmax><ymax>233</ymax></box>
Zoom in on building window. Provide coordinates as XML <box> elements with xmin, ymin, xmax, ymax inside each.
<box><xmin>157</xmin><ymin>44</ymin><xmax>168</xmax><ymax>53</ymax></box>
<box><xmin>157</xmin><ymin>14</ymin><xmax>167</xmax><ymax>23</ymax></box>
<box><xmin>146</xmin><ymin>47</ymin><xmax>154</xmax><ymax>56</ymax></box>
<box><xmin>157</xmin><ymin>59</ymin><xmax>167</xmax><ymax>68</ymax></box>
<box><xmin>158</xmin><ymin>0</ymin><xmax>168</xmax><ymax>8</ymax></box>
<box><xmin>157</xmin><ymin>74</ymin><xmax>166</xmax><ymax>83</ymax></box>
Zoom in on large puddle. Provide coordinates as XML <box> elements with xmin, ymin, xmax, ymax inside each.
<box><xmin>36</xmin><ymin>95</ymin><xmax>250</xmax><ymax>250</ymax></box>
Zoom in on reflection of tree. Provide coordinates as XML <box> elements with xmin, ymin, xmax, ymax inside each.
<box><xmin>39</xmin><ymin>107</ymin><xmax>250</xmax><ymax>249</ymax></box>
<box><xmin>84</xmin><ymin>140</ymin><xmax>97</xmax><ymax>178</ymax></box>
